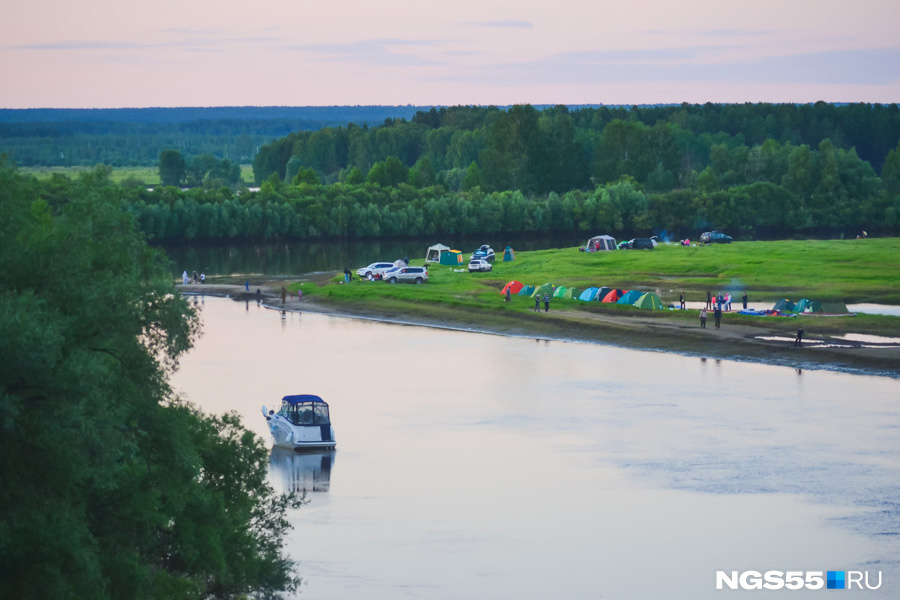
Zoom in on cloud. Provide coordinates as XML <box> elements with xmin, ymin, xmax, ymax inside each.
<box><xmin>469</xmin><ymin>20</ymin><xmax>533</xmax><ymax>29</ymax></box>
<box><xmin>285</xmin><ymin>38</ymin><xmax>444</xmax><ymax>66</ymax></box>
<box><xmin>9</xmin><ymin>34</ymin><xmax>275</xmax><ymax>52</ymax></box>
<box><xmin>441</xmin><ymin>46</ymin><xmax>900</xmax><ymax>87</ymax></box>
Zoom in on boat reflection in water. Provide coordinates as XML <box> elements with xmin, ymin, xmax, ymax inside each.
<box><xmin>269</xmin><ymin>446</ymin><xmax>336</xmax><ymax>494</ymax></box>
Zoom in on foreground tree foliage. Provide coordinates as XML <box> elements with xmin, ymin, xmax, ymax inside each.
<box><xmin>0</xmin><ymin>163</ymin><xmax>301</xmax><ymax>599</ymax></box>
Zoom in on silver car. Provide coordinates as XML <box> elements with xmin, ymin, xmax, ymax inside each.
<box><xmin>384</xmin><ymin>266</ymin><xmax>428</xmax><ymax>284</ymax></box>
<box><xmin>468</xmin><ymin>259</ymin><xmax>492</xmax><ymax>272</ymax></box>
<box><xmin>357</xmin><ymin>262</ymin><xmax>396</xmax><ymax>279</ymax></box>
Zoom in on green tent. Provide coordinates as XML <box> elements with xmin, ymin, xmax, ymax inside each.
<box><xmin>439</xmin><ymin>249</ymin><xmax>463</xmax><ymax>265</ymax></box>
<box><xmin>793</xmin><ymin>299</ymin><xmax>812</xmax><ymax>313</ymax></box>
<box><xmin>634</xmin><ymin>292</ymin><xmax>663</xmax><ymax>309</ymax></box>
<box><xmin>773</xmin><ymin>299</ymin><xmax>795</xmax><ymax>312</ymax></box>
<box><xmin>819</xmin><ymin>302</ymin><xmax>850</xmax><ymax>314</ymax></box>
<box><xmin>553</xmin><ymin>286</ymin><xmax>568</xmax><ymax>299</ymax></box>
<box><xmin>531</xmin><ymin>283</ymin><xmax>554</xmax><ymax>298</ymax></box>
<box><xmin>563</xmin><ymin>287</ymin><xmax>578</xmax><ymax>300</ymax></box>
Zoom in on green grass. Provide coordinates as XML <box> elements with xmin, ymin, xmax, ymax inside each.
<box><xmin>309</xmin><ymin>238</ymin><xmax>900</xmax><ymax>306</ymax></box>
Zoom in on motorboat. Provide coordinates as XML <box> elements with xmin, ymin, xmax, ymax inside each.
<box><xmin>261</xmin><ymin>394</ymin><xmax>336</xmax><ymax>450</ymax></box>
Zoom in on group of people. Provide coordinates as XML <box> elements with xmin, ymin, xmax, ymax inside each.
<box><xmin>532</xmin><ymin>293</ymin><xmax>551</xmax><ymax>312</ymax></box>
<box><xmin>182</xmin><ymin>270</ymin><xmax>205</xmax><ymax>285</ymax></box>
<box><xmin>695</xmin><ymin>290</ymin><xmax>750</xmax><ymax>329</ymax></box>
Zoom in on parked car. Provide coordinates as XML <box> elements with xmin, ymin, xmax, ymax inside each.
<box><xmin>384</xmin><ymin>266</ymin><xmax>429</xmax><ymax>284</ymax></box>
<box><xmin>357</xmin><ymin>262</ymin><xmax>397</xmax><ymax>279</ymax></box>
<box><xmin>701</xmin><ymin>231</ymin><xmax>733</xmax><ymax>244</ymax></box>
<box><xmin>469</xmin><ymin>244</ymin><xmax>495</xmax><ymax>263</ymax></box>
<box><xmin>622</xmin><ymin>238</ymin><xmax>654</xmax><ymax>250</ymax></box>
<box><xmin>468</xmin><ymin>259</ymin><xmax>492</xmax><ymax>272</ymax></box>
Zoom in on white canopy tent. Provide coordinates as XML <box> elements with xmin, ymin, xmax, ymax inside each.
<box><xmin>426</xmin><ymin>243</ymin><xmax>450</xmax><ymax>263</ymax></box>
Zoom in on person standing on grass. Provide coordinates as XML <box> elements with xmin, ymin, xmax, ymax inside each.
<box><xmin>543</xmin><ymin>293</ymin><xmax>550</xmax><ymax>312</ymax></box>
<box><xmin>714</xmin><ymin>303</ymin><xmax>722</xmax><ymax>328</ymax></box>
<box><xmin>742</xmin><ymin>292</ymin><xmax>748</xmax><ymax>309</ymax></box>
<box><xmin>700</xmin><ymin>307</ymin><xmax>708</xmax><ymax>328</ymax></box>
<box><xmin>534</xmin><ymin>295</ymin><xmax>540</xmax><ymax>312</ymax></box>
<box><xmin>794</xmin><ymin>326</ymin><xmax>804</xmax><ymax>347</ymax></box>
<box><xmin>506</xmin><ymin>287</ymin><xmax>511</xmax><ymax>303</ymax></box>
<box><xmin>680</xmin><ymin>292</ymin><xmax>685</xmax><ymax>310</ymax></box>
<box><xmin>706</xmin><ymin>290</ymin><xmax>712</xmax><ymax>310</ymax></box>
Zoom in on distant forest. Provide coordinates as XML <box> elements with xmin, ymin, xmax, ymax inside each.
<box><xmin>0</xmin><ymin>106</ymin><xmax>430</xmax><ymax>166</ymax></box>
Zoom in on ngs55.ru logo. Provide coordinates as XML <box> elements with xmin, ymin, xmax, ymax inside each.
<box><xmin>716</xmin><ymin>570</ymin><xmax>882</xmax><ymax>590</ymax></box>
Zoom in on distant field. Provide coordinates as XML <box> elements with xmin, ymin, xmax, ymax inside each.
<box><xmin>19</xmin><ymin>165</ymin><xmax>256</xmax><ymax>185</ymax></box>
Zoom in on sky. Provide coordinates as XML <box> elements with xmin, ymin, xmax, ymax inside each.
<box><xmin>2</xmin><ymin>0</ymin><xmax>899</xmax><ymax>108</ymax></box>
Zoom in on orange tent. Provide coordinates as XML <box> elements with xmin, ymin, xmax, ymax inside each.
<box><xmin>500</xmin><ymin>281</ymin><xmax>524</xmax><ymax>295</ymax></box>
<box><xmin>601</xmin><ymin>289</ymin><xmax>626</xmax><ymax>302</ymax></box>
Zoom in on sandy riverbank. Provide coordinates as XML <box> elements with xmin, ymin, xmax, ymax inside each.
<box><xmin>178</xmin><ymin>282</ymin><xmax>900</xmax><ymax>378</ymax></box>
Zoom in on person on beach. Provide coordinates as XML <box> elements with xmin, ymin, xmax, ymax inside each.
<box><xmin>706</xmin><ymin>290</ymin><xmax>712</xmax><ymax>309</ymax></box>
<box><xmin>680</xmin><ymin>292</ymin><xmax>685</xmax><ymax>310</ymax></box>
<box><xmin>200</xmin><ymin>273</ymin><xmax>205</xmax><ymax>284</ymax></box>
<box><xmin>193</xmin><ymin>271</ymin><xmax>199</xmax><ymax>284</ymax></box>
<box><xmin>714</xmin><ymin>304</ymin><xmax>722</xmax><ymax>328</ymax></box>
<box><xmin>700</xmin><ymin>307</ymin><xmax>708</xmax><ymax>328</ymax></box>
<box><xmin>297</xmin><ymin>287</ymin><xmax>303</xmax><ymax>301</ymax></box>
<box><xmin>280</xmin><ymin>285</ymin><xmax>287</xmax><ymax>305</ymax></box>
<box><xmin>794</xmin><ymin>326</ymin><xmax>804</xmax><ymax>347</ymax></box>
<box><xmin>534</xmin><ymin>295</ymin><xmax>540</xmax><ymax>312</ymax></box>
<box><xmin>742</xmin><ymin>292</ymin><xmax>748</xmax><ymax>309</ymax></box>
<box><xmin>543</xmin><ymin>293</ymin><xmax>550</xmax><ymax>312</ymax></box>
<box><xmin>245</xmin><ymin>280</ymin><xmax>250</xmax><ymax>291</ymax></box>
<box><xmin>182</xmin><ymin>270</ymin><xmax>189</xmax><ymax>285</ymax></box>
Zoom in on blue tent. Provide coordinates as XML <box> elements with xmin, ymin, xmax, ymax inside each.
<box><xmin>517</xmin><ymin>284</ymin><xmax>535</xmax><ymax>296</ymax></box>
<box><xmin>617</xmin><ymin>290</ymin><xmax>644</xmax><ymax>305</ymax></box>
<box><xmin>579</xmin><ymin>287</ymin><xmax>601</xmax><ymax>301</ymax></box>
<box><xmin>503</xmin><ymin>246</ymin><xmax>516</xmax><ymax>261</ymax></box>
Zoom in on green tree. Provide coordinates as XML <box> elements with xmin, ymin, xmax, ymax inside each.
<box><xmin>158</xmin><ymin>149</ymin><xmax>186</xmax><ymax>186</ymax></box>
<box><xmin>0</xmin><ymin>164</ymin><xmax>302</xmax><ymax>598</ymax></box>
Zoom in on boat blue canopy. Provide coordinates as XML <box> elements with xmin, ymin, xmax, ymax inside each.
<box><xmin>282</xmin><ymin>394</ymin><xmax>327</xmax><ymax>405</ymax></box>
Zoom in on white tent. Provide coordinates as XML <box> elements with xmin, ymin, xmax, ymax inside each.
<box><xmin>426</xmin><ymin>243</ymin><xmax>450</xmax><ymax>263</ymax></box>
<box><xmin>586</xmin><ymin>235</ymin><xmax>617</xmax><ymax>251</ymax></box>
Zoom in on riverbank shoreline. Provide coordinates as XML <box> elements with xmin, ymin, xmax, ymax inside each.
<box><xmin>180</xmin><ymin>282</ymin><xmax>900</xmax><ymax>378</ymax></box>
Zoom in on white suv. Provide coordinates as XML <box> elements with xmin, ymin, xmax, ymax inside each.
<box><xmin>384</xmin><ymin>266</ymin><xmax>428</xmax><ymax>284</ymax></box>
<box><xmin>357</xmin><ymin>262</ymin><xmax>396</xmax><ymax>279</ymax></box>
<box><xmin>468</xmin><ymin>259</ymin><xmax>492</xmax><ymax>272</ymax></box>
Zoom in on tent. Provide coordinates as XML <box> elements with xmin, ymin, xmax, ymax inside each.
<box><xmin>793</xmin><ymin>299</ymin><xmax>813</xmax><ymax>313</ymax></box>
<box><xmin>439</xmin><ymin>249</ymin><xmax>463</xmax><ymax>265</ymax></box>
<box><xmin>531</xmin><ymin>283</ymin><xmax>555</xmax><ymax>298</ymax></box>
<box><xmin>553</xmin><ymin>286</ymin><xmax>569</xmax><ymax>299</ymax></box>
<box><xmin>586</xmin><ymin>234</ymin><xmax>617</xmax><ymax>251</ymax></box>
<box><xmin>518</xmin><ymin>284</ymin><xmax>535</xmax><ymax>296</ymax></box>
<box><xmin>503</xmin><ymin>246</ymin><xmax>516</xmax><ymax>261</ymax></box>
<box><xmin>634</xmin><ymin>292</ymin><xmax>663</xmax><ymax>309</ymax></box>
<box><xmin>601</xmin><ymin>289</ymin><xmax>624</xmax><ymax>303</ymax></box>
<box><xmin>578</xmin><ymin>287</ymin><xmax>600</xmax><ymax>301</ymax></box>
<box><xmin>500</xmin><ymin>281</ymin><xmax>524</xmax><ymax>296</ymax></box>
<box><xmin>426</xmin><ymin>243</ymin><xmax>450</xmax><ymax>263</ymax></box>
<box><xmin>617</xmin><ymin>290</ymin><xmax>644</xmax><ymax>305</ymax></box>
<box><xmin>560</xmin><ymin>287</ymin><xmax>578</xmax><ymax>300</ymax></box>
<box><xmin>819</xmin><ymin>302</ymin><xmax>850</xmax><ymax>314</ymax></box>
<box><xmin>772</xmin><ymin>298</ymin><xmax>795</xmax><ymax>312</ymax></box>
<box><xmin>593</xmin><ymin>287</ymin><xmax>612</xmax><ymax>301</ymax></box>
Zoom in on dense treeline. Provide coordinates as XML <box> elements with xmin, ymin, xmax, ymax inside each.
<box><xmin>253</xmin><ymin>103</ymin><xmax>900</xmax><ymax>194</ymax></box>
<box><xmin>0</xmin><ymin>162</ymin><xmax>302</xmax><ymax>598</ymax></box>
<box><xmin>25</xmin><ymin>143</ymin><xmax>900</xmax><ymax>242</ymax></box>
<box><xmin>0</xmin><ymin>106</ymin><xmax>428</xmax><ymax>167</ymax></box>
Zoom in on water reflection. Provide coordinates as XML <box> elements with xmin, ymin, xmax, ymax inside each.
<box><xmin>269</xmin><ymin>446</ymin><xmax>336</xmax><ymax>494</ymax></box>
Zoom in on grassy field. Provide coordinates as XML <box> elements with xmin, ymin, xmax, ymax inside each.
<box><xmin>309</xmin><ymin>238</ymin><xmax>900</xmax><ymax>305</ymax></box>
<box><xmin>288</xmin><ymin>238</ymin><xmax>900</xmax><ymax>349</ymax></box>
<box><xmin>19</xmin><ymin>164</ymin><xmax>256</xmax><ymax>185</ymax></box>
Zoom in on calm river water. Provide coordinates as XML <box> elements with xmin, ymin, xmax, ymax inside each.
<box><xmin>172</xmin><ymin>298</ymin><xmax>900</xmax><ymax>599</ymax></box>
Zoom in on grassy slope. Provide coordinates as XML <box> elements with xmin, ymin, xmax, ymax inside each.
<box><xmin>20</xmin><ymin>164</ymin><xmax>256</xmax><ymax>185</ymax></box>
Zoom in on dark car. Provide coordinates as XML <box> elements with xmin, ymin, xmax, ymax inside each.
<box><xmin>701</xmin><ymin>231</ymin><xmax>733</xmax><ymax>244</ymax></box>
<box><xmin>629</xmin><ymin>238</ymin><xmax>655</xmax><ymax>250</ymax></box>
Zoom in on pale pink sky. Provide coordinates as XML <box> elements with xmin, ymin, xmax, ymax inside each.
<box><xmin>2</xmin><ymin>0</ymin><xmax>898</xmax><ymax>108</ymax></box>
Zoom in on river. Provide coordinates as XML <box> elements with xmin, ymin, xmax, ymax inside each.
<box><xmin>171</xmin><ymin>297</ymin><xmax>900</xmax><ymax>599</ymax></box>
